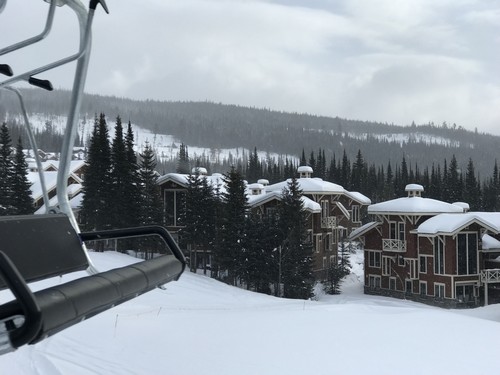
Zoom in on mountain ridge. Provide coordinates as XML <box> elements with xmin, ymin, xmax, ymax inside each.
<box><xmin>0</xmin><ymin>88</ymin><xmax>498</xmax><ymax>177</ymax></box>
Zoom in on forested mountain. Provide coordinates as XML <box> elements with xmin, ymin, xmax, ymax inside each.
<box><xmin>0</xmin><ymin>88</ymin><xmax>499</xmax><ymax>177</ymax></box>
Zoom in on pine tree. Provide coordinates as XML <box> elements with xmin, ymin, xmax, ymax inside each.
<box><xmin>300</xmin><ymin>149</ymin><xmax>307</xmax><ymax>166</ymax></box>
<box><xmin>464</xmin><ymin>158</ymin><xmax>481</xmax><ymax>210</ymax></box>
<box><xmin>80</xmin><ymin>113</ymin><xmax>112</xmax><ymax>232</ymax></box>
<box><xmin>351</xmin><ymin>149</ymin><xmax>366</xmax><ymax>191</ymax></box>
<box><xmin>214</xmin><ymin>167</ymin><xmax>248</xmax><ymax>285</ymax></box>
<box><xmin>109</xmin><ymin>115</ymin><xmax>131</xmax><ymax>229</ymax></box>
<box><xmin>139</xmin><ymin>142</ymin><xmax>163</xmax><ymax>225</ymax></box>
<box><xmin>279</xmin><ymin>177</ymin><xmax>314</xmax><ymax>299</ymax></box>
<box><xmin>247</xmin><ymin>147</ymin><xmax>261</xmax><ymax>183</ymax></box>
<box><xmin>182</xmin><ymin>173</ymin><xmax>219</xmax><ymax>274</ymax></box>
<box><xmin>0</xmin><ymin>122</ymin><xmax>14</xmax><ymax>215</ymax></box>
<box><xmin>11</xmin><ymin>137</ymin><xmax>34</xmax><ymax>214</ymax></box>
<box><xmin>340</xmin><ymin>149</ymin><xmax>350</xmax><ymax>188</ymax></box>
<box><xmin>177</xmin><ymin>143</ymin><xmax>190</xmax><ymax>173</ymax></box>
<box><xmin>241</xmin><ymin>212</ymin><xmax>278</xmax><ymax>294</ymax></box>
<box><xmin>448</xmin><ymin>155</ymin><xmax>462</xmax><ymax>203</ymax></box>
<box><xmin>124</xmin><ymin>120</ymin><xmax>143</xmax><ymax>224</ymax></box>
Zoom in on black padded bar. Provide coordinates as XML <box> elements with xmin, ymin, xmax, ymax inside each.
<box><xmin>0</xmin><ymin>64</ymin><xmax>13</xmax><ymax>76</ymax></box>
<box><xmin>32</xmin><ymin>253</ymin><xmax>183</xmax><ymax>343</ymax></box>
<box><xmin>28</xmin><ymin>77</ymin><xmax>53</xmax><ymax>91</ymax></box>
<box><xmin>0</xmin><ymin>252</ymin><xmax>42</xmax><ymax>348</ymax></box>
<box><xmin>0</xmin><ymin>253</ymin><xmax>183</xmax><ymax>346</ymax></box>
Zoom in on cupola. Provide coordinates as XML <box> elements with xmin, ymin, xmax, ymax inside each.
<box><xmin>297</xmin><ymin>166</ymin><xmax>313</xmax><ymax>179</ymax></box>
<box><xmin>405</xmin><ymin>184</ymin><xmax>424</xmax><ymax>197</ymax></box>
<box><xmin>191</xmin><ymin>167</ymin><xmax>208</xmax><ymax>176</ymax></box>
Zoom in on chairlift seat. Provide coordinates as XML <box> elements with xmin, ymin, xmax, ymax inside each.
<box><xmin>0</xmin><ymin>214</ymin><xmax>88</xmax><ymax>290</ymax></box>
<box><xmin>0</xmin><ymin>214</ymin><xmax>185</xmax><ymax>353</ymax></box>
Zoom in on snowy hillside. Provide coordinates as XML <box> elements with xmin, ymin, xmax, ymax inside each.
<box><xmin>12</xmin><ymin>113</ymin><xmax>292</xmax><ymax>166</ymax></box>
<box><xmin>1</xmin><ymin>251</ymin><xmax>500</xmax><ymax>375</ymax></box>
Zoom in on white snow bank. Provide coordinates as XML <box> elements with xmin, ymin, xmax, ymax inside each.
<box><xmin>0</xmin><ymin>251</ymin><xmax>500</xmax><ymax>375</ymax></box>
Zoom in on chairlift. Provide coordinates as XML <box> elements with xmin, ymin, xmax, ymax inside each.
<box><xmin>0</xmin><ymin>0</ymin><xmax>186</xmax><ymax>355</ymax></box>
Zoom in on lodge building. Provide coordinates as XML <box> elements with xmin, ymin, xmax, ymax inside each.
<box><xmin>350</xmin><ymin>184</ymin><xmax>500</xmax><ymax>308</ymax></box>
<box><xmin>157</xmin><ymin>166</ymin><xmax>371</xmax><ymax>278</ymax></box>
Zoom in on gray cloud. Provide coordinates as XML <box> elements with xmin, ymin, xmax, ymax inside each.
<box><xmin>1</xmin><ymin>0</ymin><xmax>499</xmax><ymax>134</ymax></box>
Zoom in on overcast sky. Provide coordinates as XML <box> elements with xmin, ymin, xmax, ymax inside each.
<box><xmin>1</xmin><ymin>0</ymin><xmax>499</xmax><ymax>134</ymax></box>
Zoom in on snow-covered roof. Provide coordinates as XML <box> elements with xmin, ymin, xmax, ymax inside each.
<box><xmin>344</xmin><ymin>191</ymin><xmax>371</xmax><ymax>205</ymax></box>
<box><xmin>34</xmin><ymin>187</ymin><xmax>83</xmax><ymax>214</ymax></box>
<box><xmin>348</xmin><ymin>221</ymin><xmax>381</xmax><ymax>241</ymax></box>
<box><xmin>157</xmin><ymin>173</ymin><xmax>227</xmax><ymax>194</ymax></box>
<box><xmin>266</xmin><ymin>178</ymin><xmax>345</xmax><ymax>195</ymax></box>
<box><xmin>417</xmin><ymin>212</ymin><xmax>500</xmax><ymax>236</ymax></box>
<box><xmin>28</xmin><ymin>171</ymin><xmax>58</xmax><ymax>199</ymax></box>
<box><xmin>28</xmin><ymin>171</ymin><xmax>83</xmax><ymax>200</ymax></box>
<box><xmin>247</xmin><ymin>190</ymin><xmax>321</xmax><ymax>213</ymax></box>
<box><xmin>405</xmin><ymin>184</ymin><xmax>424</xmax><ymax>192</ymax></box>
<box><xmin>257</xmin><ymin>179</ymin><xmax>269</xmax><ymax>186</ymax></box>
<box><xmin>482</xmin><ymin>234</ymin><xmax>500</xmax><ymax>251</ymax></box>
<box><xmin>297</xmin><ymin>166</ymin><xmax>313</xmax><ymax>173</ymax></box>
<box><xmin>368</xmin><ymin>197</ymin><xmax>464</xmax><ymax>215</ymax></box>
<box><xmin>453</xmin><ymin>202</ymin><xmax>470</xmax><ymax>211</ymax></box>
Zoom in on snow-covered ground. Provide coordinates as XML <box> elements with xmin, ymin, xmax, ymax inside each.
<box><xmin>1</xmin><ymin>250</ymin><xmax>499</xmax><ymax>375</ymax></box>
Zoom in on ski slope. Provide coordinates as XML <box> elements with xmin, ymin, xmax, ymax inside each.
<box><xmin>1</xmin><ymin>251</ymin><xmax>500</xmax><ymax>375</ymax></box>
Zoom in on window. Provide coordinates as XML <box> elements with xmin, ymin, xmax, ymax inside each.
<box><xmin>368</xmin><ymin>251</ymin><xmax>381</xmax><ymax>268</ymax></box>
<box><xmin>420</xmin><ymin>281</ymin><xmax>427</xmax><ymax>296</ymax></box>
<box><xmin>390</xmin><ymin>221</ymin><xmax>405</xmax><ymax>241</ymax></box>
<box><xmin>398</xmin><ymin>255</ymin><xmax>405</xmax><ymax>266</ymax></box>
<box><xmin>382</xmin><ymin>256</ymin><xmax>391</xmax><ymax>276</ymax></box>
<box><xmin>457</xmin><ymin>233</ymin><xmax>478</xmax><ymax>275</ymax></box>
<box><xmin>332</xmin><ymin>229</ymin><xmax>337</xmax><ymax>244</ymax></box>
<box><xmin>389</xmin><ymin>277</ymin><xmax>397</xmax><ymax>290</ymax></box>
<box><xmin>419</xmin><ymin>256</ymin><xmax>427</xmax><ymax>274</ymax></box>
<box><xmin>324</xmin><ymin>233</ymin><xmax>331</xmax><ymax>252</ymax></box>
<box><xmin>369</xmin><ymin>275</ymin><xmax>381</xmax><ymax>289</ymax></box>
<box><xmin>408</xmin><ymin>259</ymin><xmax>418</xmax><ymax>279</ymax></box>
<box><xmin>435</xmin><ymin>283</ymin><xmax>445</xmax><ymax>299</ymax></box>
<box><xmin>306</xmin><ymin>230</ymin><xmax>313</xmax><ymax>244</ymax></box>
<box><xmin>323</xmin><ymin>257</ymin><xmax>327</xmax><ymax>269</ymax></box>
<box><xmin>405</xmin><ymin>280</ymin><xmax>413</xmax><ymax>294</ymax></box>
<box><xmin>456</xmin><ymin>284</ymin><xmax>476</xmax><ymax>303</ymax></box>
<box><xmin>321</xmin><ymin>200</ymin><xmax>329</xmax><ymax>218</ymax></box>
<box><xmin>434</xmin><ymin>237</ymin><xmax>445</xmax><ymax>275</ymax></box>
<box><xmin>352</xmin><ymin>205</ymin><xmax>360</xmax><ymax>223</ymax></box>
<box><xmin>314</xmin><ymin>234</ymin><xmax>322</xmax><ymax>253</ymax></box>
<box><xmin>164</xmin><ymin>190</ymin><xmax>186</xmax><ymax>227</ymax></box>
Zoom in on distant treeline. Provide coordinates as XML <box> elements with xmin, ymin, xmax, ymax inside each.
<box><xmin>174</xmin><ymin>145</ymin><xmax>496</xmax><ymax>211</ymax></box>
<box><xmin>1</xmin><ymin>88</ymin><xmax>499</xmax><ymax>178</ymax></box>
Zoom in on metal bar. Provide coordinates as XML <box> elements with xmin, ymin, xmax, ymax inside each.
<box><xmin>1</xmin><ymin>87</ymin><xmax>50</xmax><ymax>212</ymax></box>
<box><xmin>0</xmin><ymin>1</ymin><xmax>88</xmax><ymax>89</ymax></box>
<box><xmin>0</xmin><ymin>0</ymin><xmax>57</xmax><ymax>56</ymax></box>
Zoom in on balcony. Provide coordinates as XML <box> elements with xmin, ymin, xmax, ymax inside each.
<box><xmin>382</xmin><ymin>239</ymin><xmax>407</xmax><ymax>253</ymax></box>
<box><xmin>481</xmin><ymin>269</ymin><xmax>500</xmax><ymax>283</ymax></box>
<box><xmin>321</xmin><ymin>216</ymin><xmax>336</xmax><ymax>228</ymax></box>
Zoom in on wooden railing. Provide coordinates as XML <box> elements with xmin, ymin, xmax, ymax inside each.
<box><xmin>321</xmin><ymin>216</ymin><xmax>336</xmax><ymax>228</ymax></box>
<box><xmin>481</xmin><ymin>269</ymin><xmax>500</xmax><ymax>283</ymax></box>
<box><xmin>382</xmin><ymin>239</ymin><xmax>406</xmax><ymax>252</ymax></box>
